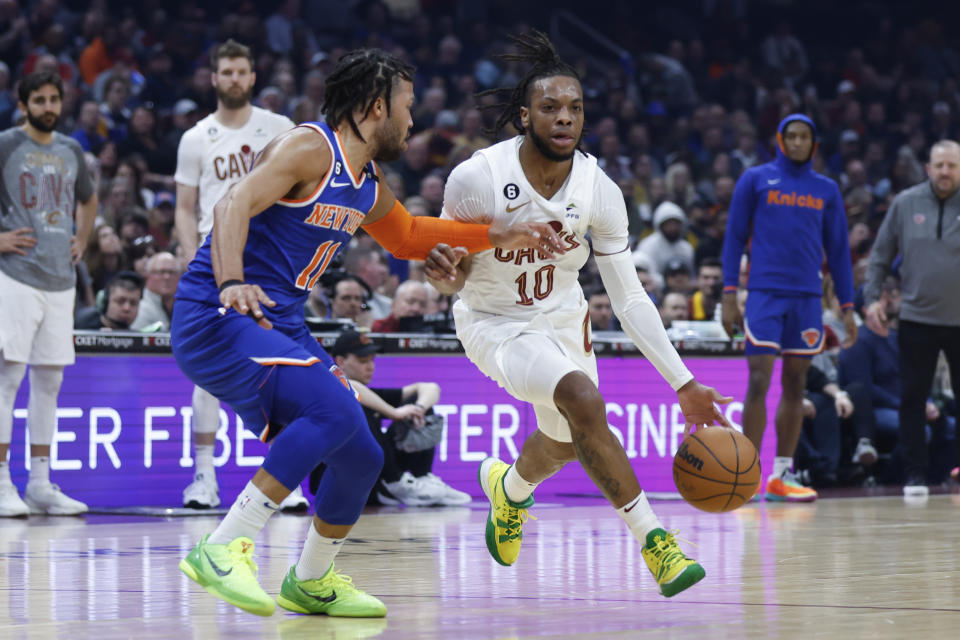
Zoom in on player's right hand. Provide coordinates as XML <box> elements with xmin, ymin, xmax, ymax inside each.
<box><xmin>720</xmin><ymin>292</ymin><xmax>740</xmax><ymax>339</ymax></box>
<box><xmin>0</xmin><ymin>227</ymin><xmax>37</xmax><ymax>256</ymax></box>
<box><xmin>678</xmin><ymin>379</ymin><xmax>733</xmax><ymax>436</ymax></box>
<box><xmin>864</xmin><ymin>300</ymin><xmax>889</xmax><ymax>336</ymax></box>
<box><xmin>425</xmin><ymin>243</ymin><xmax>468</xmax><ymax>281</ymax></box>
<box><xmin>220</xmin><ymin>282</ymin><xmax>276</xmax><ymax>329</ymax></box>
<box><xmin>489</xmin><ymin>221</ymin><xmax>566</xmax><ymax>258</ymax></box>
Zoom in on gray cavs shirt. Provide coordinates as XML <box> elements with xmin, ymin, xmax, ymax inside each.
<box><xmin>0</xmin><ymin>128</ymin><xmax>93</xmax><ymax>291</ymax></box>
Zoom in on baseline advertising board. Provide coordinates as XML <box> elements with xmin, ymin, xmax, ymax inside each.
<box><xmin>9</xmin><ymin>355</ymin><xmax>780</xmax><ymax>506</ymax></box>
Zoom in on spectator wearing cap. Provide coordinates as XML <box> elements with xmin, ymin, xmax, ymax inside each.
<box><xmin>372</xmin><ymin>281</ymin><xmax>429</xmax><ymax>333</ymax></box>
<box><xmin>75</xmin><ymin>271</ymin><xmax>144</xmax><ymax>330</ymax></box>
<box><xmin>164</xmin><ymin>99</ymin><xmax>200</xmax><ymax>149</ymax></box>
<box><xmin>148</xmin><ymin>191</ymin><xmax>175</xmax><ymax>248</ymax></box>
<box><xmin>131</xmin><ymin>252</ymin><xmax>182</xmax><ymax>331</ymax></box>
<box><xmin>633</xmin><ymin>201</ymin><xmax>695</xmax><ymax>278</ymax></box>
<box><xmin>312</xmin><ymin>329</ymin><xmax>470</xmax><ymax>507</ymax></box>
<box><xmin>663</xmin><ymin>259</ymin><xmax>694</xmax><ymax>294</ymax></box>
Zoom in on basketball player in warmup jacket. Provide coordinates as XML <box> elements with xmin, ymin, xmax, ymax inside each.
<box><xmin>173</xmin><ymin>39</ymin><xmax>306</xmax><ymax>512</ymax></box>
<box><xmin>172</xmin><ymin>48</ymin><xmax>564</xmax><ymax>618</ymax></box>
<box><xmin>721</xmin><ymin>114</ymin><xmax>857</xmax><ymax>502</ymax></box>
<box><xmin>424</xmin><ymin>32</ymin><xmax>730</xmax><ymax>598</ymax></box>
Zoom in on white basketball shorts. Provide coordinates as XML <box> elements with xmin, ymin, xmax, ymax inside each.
<box><xmin>0</xmin><ymin>268</ymin><xmax>76</xmax><ymax>365</ymax></box>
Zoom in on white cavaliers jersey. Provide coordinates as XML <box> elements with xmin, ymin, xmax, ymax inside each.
<box><xmin>442</xmin><ymin>137</ymin><xmax>623</xmax><ymax>325</ymax></box>
<box><xmin>174</xmin><ymin>107</ymin><xmax>294</xmax><ymax>240</ymax></box>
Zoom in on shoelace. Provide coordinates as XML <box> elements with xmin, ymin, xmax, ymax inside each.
<box><xmin>647</xmin><ymin>531</ymin><xmax>695</xmax><ymax>577</ymax></box>
<box><xmin>230</xmin><ymin>543</ymin><xmax>259</xmax><ymax>576</ymax></box>
<box><xmin>496</xmin><ymin>504</ymin><xmax>537</xmax><ymax>542</ymax></box>
<box><xmin>315</xmin><ymin>569</ymin><xmax>359</xmax><ymax>595</ymax></box>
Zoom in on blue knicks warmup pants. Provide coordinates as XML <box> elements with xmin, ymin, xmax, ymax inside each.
<box><xmin>171</xmin><ymin>299</ymin><xmax>383</xmax><ymax>525</ymax></box>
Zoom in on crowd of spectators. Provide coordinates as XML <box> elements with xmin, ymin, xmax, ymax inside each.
<box><xmin>3</xmin><ymin>0</ymin><xmax>959</xmax><ymax>485</ymax></box>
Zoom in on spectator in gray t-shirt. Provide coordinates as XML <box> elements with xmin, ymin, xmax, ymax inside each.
<box><xmin>0</xmin><ymin>71</ymin><xmax>98</xmax><ymax>517</ymax></box>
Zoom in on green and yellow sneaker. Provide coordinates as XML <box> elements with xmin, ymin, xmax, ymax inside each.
<box><xmin>478</xmin><ymin>457</ymin><xmax>535</xmax><ymax>566</ymax></box>
<box><xmin>641</xmin><ymin>528</ymin><xmax>706</xmax><ymax>597</ymax></box>
<box><xmin>276</xmin><ymin>564</ymin><xmax>387</xmax><ymax>618</ymax></box>
<box><xmin>179</xmin><ymin>534</ymin><xmax>275</xmax><ymax>616</ymax></box>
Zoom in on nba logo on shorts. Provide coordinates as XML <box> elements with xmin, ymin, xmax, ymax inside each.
<box><xmin>801</xmin><ymin>328</ymin><xmax>821</xmax><ymax>347</ymax></box>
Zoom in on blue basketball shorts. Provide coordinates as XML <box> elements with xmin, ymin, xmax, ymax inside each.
<box><xmin>171</xmin><ymin>299</ymin><xmax>349</xmax><ymax>439</ymax></box>
<box><xmin>743</xmin><ymin>290</ymin><xmax>824</xmax><ymax>357</ymax></box>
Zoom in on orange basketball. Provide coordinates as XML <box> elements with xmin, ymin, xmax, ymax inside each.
<box><xmin>673</xmin><ymin>427</ymin><xmax>760</xmax><ymax>513</ymax></box>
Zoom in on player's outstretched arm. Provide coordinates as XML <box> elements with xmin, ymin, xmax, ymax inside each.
<box><xmin>361</xmin><ymin>166</ymin><xmax>565</xmax><ymax>262</ymax></box>
<box><xmin>213</xmin><ymin>128</ymin><xmax>331</xmax><ymax>328</ymax></box>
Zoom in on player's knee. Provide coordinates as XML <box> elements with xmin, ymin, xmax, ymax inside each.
<box><xmin>0</xmin><ymin>361</ymin><xmax>27</xmax><ymax>400</ymax></box>
<box><xmin>747</xmin><ymin>369</ymin><xmax>772</xmax><ymax>394</ymax></box>
<box><xmin>554</xmin><ymin>380</ymin><xmax>605</xmax><ymax>427</ymax></box>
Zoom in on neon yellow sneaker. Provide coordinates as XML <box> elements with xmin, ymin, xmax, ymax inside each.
<box><xmin>179</xmin><ymin>534</ymin><xmax>275</xmax><ymax>616</ymax></box>
<box><xmin>276</xmin><ymin>564</ymin><xmax>387</xmax><ymax>617</ymax></box>
<box><xmin>478</xmin><ymin>457</ymin><xmax>535</xmax><ymax>566</ymax></box>
<box><xmin>641</xmin><ymin>528</ymin><xmax>706</xmax><ymax>597</ymax></box>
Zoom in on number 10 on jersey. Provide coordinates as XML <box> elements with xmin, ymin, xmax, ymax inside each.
<box><xmin>295</xmin><ymin>241</ymin><xmax>341</xmax><ymax>290</ymax></box>
<box><xmin>514</xmin><ymin>265</ymin><xmax>556</xmax><ymax>305</ymax></box>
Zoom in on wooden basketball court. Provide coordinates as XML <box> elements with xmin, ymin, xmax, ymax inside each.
<box><xmin>1</xmin><ymin>494</ymin><xmax>958</xmax><ymax>639</ymax></box>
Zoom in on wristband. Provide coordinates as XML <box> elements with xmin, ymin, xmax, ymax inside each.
<box><xmin>219</xmin><ymin>279</ymin><xmax>245</xmax><ymax>292</ymax></box>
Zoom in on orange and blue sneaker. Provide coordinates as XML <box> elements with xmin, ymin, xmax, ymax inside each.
<box><xmin>641</xmin><ymin>528</ymin><xmax>706</xmax><ymax>597</ymax></box>
<box><xmin>478</xmin><ymin>457</ymin><xmax>535</xmax><ymax>566</ymax></box>
<box><xmin>179</xmin><ymin>534</ymin><xmax>275</xmax><ymax>616</ymax></box>
<box><xmin>276</xmin><ymin>564</ymin><xmax>386</xmax><ymax>617</ymax></box>
<box><xmin>765</xmin><ymin>471</ymin><xmax>817</xmax><ymax>502</ymax></box>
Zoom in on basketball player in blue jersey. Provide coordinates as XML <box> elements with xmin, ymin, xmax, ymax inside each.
<box><xmin>172</xmin><ymin>49</ymin><xmax>564</xmax><ymax>618</ymax></box>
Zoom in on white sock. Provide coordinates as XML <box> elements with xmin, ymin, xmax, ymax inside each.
<box><xmin>294</xmin><ymin>521</ymin><xmax>344</xmax><ymax>581</ymax></box>
<box><xmin>28</xmin><ymin>456</ymin><xmax>49</xmax><ymax>485</ymax></box>
<box><xmin>208</xmin><ymin>481</ymin><xmax>280</xmax><ymax>544</ymax></box>
<box><xmin>0</xmin><ymin>460</ymin><xmax>10</xmax><ymax>486</ymax></box>
<box><xmin>771</xmin><ymin>456</ymin><xmax>793</xmax><ymax>481</ymax></box>
<box><xmin>616</xmin><ymin>491</ymin><xmax>663</xmax><ymax>545</ymax></box>
<box><xmin>195</xmin><ymin>444</ymin><xmax>215</xmax><ymax>477</ymax></box>
<box><xmin>503</xmin><ymin>465</ymin><xmax>538</xmax><ymax>503</ymax></box>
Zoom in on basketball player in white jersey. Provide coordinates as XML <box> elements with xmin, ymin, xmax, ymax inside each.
<box><xmin>427</xmin><ymin>32</ymin><xmax>731</xmax><ymax>598</ymax></box>
<box><xmin>174</xmin><ymin>39</ymin><xmax>305</xmax><ymax>510</ymax></box>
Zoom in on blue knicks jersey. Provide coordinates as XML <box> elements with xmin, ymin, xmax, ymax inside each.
<box><xmin>176</xmin><ymin>121</ymin><xmax>379</xmax><ymax>331</ymax></box>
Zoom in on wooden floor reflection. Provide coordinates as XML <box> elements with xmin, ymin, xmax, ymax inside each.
<box><xmin>1</xmin><ymin>495</ymin><xmax>959</xmax><ymax>639</ymax></box>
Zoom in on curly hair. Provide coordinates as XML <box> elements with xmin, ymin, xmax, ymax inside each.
<box><xmin>322</xmin><ymin>49</ymin><xmax>415</xmax><ymax>142</ymax></box>
<box><xmin>476</xmin><ymin>30</ymin><xmax>581</xmax><ymax>137</ymax></box>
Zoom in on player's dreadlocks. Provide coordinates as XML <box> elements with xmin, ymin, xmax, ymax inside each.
<box><xmin>477</xmin><ymin>30</ymin><xmax>581</xmax><ymax>137</ymax></box>
<box><xmin>322</xmin><ymin>49</ymin><xmax>415</xmax><ymax>142</ymax></box>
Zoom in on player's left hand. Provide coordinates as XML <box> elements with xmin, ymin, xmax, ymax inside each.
<box><xmin>489</xmin><ymin>221</ymin><xmax>566</xmax><ymax>258</ymax></box>
<box><xmin>841</xmin><ymin>308</ymin><xmax>858</xmax><ymax>348</ymax></box>
<box><xmin>69</xmin><ymin>234</ymin><xmax>84</xmax><ymax>264</ymax></box>
<box><xmin>220</xmin><ymin>282</ymin><xmax>276</xmax><ymax>329</ymax></box>
<box><xmin>425</xmin><ymin>243</ymin><xmax>468</xmax><ymax>281</ymax></box>
<box><xmin>677</xmin><ymin>379</ymin><xmax>733</xmax><ymax>436</ymax></box>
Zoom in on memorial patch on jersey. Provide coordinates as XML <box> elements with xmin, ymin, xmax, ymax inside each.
<box><xmin>503</xmin><ymin>183</ymin><xmax>520</xmax><ymax>199</ymax></box>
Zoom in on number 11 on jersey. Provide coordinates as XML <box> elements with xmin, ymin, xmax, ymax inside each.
<box><xmin>295</xmin><ymin>240</ymin><xmax>341</xmax><ymax>290</ymax></box>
